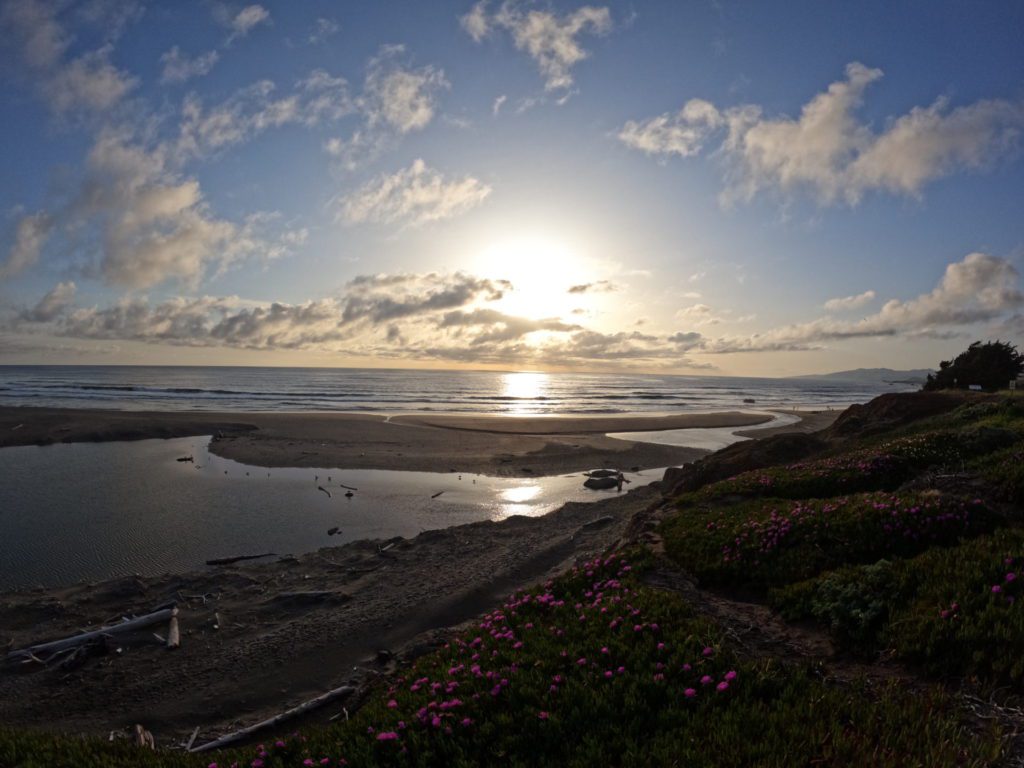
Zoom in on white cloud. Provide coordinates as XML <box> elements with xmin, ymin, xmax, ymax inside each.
<box><xmin>160</xmin><ymin>46</ymin><xmax>219</xmax><ymax>84</ymax></box>
<box><xmin>308</xmin><ymin>17</ymin><xmax>339</xmax><ymax>45</ymax></box>
<box><xmin>1</xmin><ymin>1</ymin><xmax>137</xmax><ymax>116</ymax></box>
<box><xmin>620</xmin><ymin>62</ymin><xmax>1024</xmax><ymax>206</ymax></box>
<box><xmin>618</xmin><ymin>98</ymin><xmax>722</xmax><ymax>158</ymax></box>
<box><xmin>460</xmin><ymin>1</ymin><xmax>490</xmax><ymax>42</ymax></box>
<box><xmin>823</xmin><ymin>290</ymin><xmax>875</xmax><ymax>312</ymax></box>
<box><xmin>567</xmin><ymin>280</ymin><xmax>616</xmax><ymax>294</ymax></box>
<box><xmin>225</xmin><ymin>4</ymin><xmax>269</xmax><ymax>41</ymax></box>
<box><xmin>1</xmin><ymin>212</ymin><xmax>53</xmax><ymax>278</ymax></box>
<box><xmin>707</xmin><ymin>252</ymin><xmax>1024</xmax><ymax>352</ymax></box>
<box><xmin>338</xmin><ymin>159</ymin><xmax>491</xmax><ymax>228</ymax></box>
<box><xmin>492</xmin><ymin>94</ymin><xmax>507</xmax><ymax>116</ymax></box>
<box><xmin>464</xmin><ymin>1</ymin><xmax>612</xmax><ymax>91</ymax></box>
<box><xmin>362</xmin><ymin>45</ymin><xmax>449</xmax><ymax>133</ymax></box>
<box><xmin>675</xmin><ymin>303</ymin><xmax>722</xmax><ymax>326</ymax></box>
<box><xmin>177</xmin><ymin>71</ymin><xmax>353</xmax><ymax>158</ymax></box>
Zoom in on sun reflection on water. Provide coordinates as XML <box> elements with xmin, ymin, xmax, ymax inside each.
<box><xmin>501</xmin><ymin>371</ymin><xmax>549</xmax><ymax>414</ymax></box>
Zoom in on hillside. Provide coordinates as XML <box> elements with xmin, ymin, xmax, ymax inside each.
<box><xmin>3</xmin><ymin>390</ymin><xmax>1024</xmax><ymax>766</ymax></box>
<box><xmin>796</xmin><ymin>367</ymin><xmax>933</xmax><ymax>385</ymax></box>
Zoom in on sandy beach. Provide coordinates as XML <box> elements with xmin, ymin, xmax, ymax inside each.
<box><xmin>0</xmin><ymin>406</ymin><xmax>775</xmax><ymax>476</ymax></box>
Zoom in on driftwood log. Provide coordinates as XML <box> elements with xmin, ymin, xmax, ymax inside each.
<box><xmin>190</xmin><ymin>684</ymin><xmax>356</xmax><ymax>753</ymax></box>
<box><xmin>6</xmin><ymin>608</ymin><xmax>176</xmax><ymax>662</ymax></box>
<box><xmin>205</xmin><ymin>553</ymin><xmax>275</xmax><ymax>566</ymax></box>
<box><xmin>166</xmin><ymin>614</ymin><xmax>181</xmax><ymax>650</ymax></box>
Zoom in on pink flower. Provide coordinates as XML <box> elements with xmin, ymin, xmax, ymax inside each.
<box><xmin>992</xmin><ymin>585</ymin><xmax>1003</xmax><ymax>594</ymax></box>
<box><xmin>702</xmin><ymin>646</ymin><xmax>714</xmax><ymax>657</ymax></box>
<box><xmin>376</xmin><ymin>731</ymin><xmax>399</xmax><ymax>741</ymax></box>
<box><xmin>538</xmin><ymin>711</ymin><xmax>549</xmax><ymax>720</ymax></box>
<box><xmin>724</xmin><ymin>670</ymin><xmax>737</xmax><ymax>681</ymax></box>
<box><xmin>700</xmin><ymin>675</ymin><xmax>713</xmax><ymax>685</ymax></box>
<box><xmin>387</xmin><ymin>699</ymin><xmax>398</xmax><ymax>709</ymax></box>
<box><xmin>462</xmin><ymin>717</ymin><xmax>473</xmax><ymax>727</ymax></box>
<box><xmin>684</xmin><ymin>688</ymin><xmax>697</xmax><ymax>698</ymax></box>
<box><xmin>717</xmin><ymin>681</ymin><xmax>729</xmax><ymax>692</ymax></box>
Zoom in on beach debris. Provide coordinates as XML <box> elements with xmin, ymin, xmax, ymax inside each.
<box><xmin>212</xmin><ymin>613</ymin><xmax>221</xmax><ymax>631</ymax></box>
<box><xmin>377</xmin><ymin>541</ymin><xmax>398</xmax><ymax>555</ymax></box>
<box><xmin>176</xmin><ymin>455</ymin><xmax>193</xmax><ymax>463</ymax></box>
<box><xmin>6</xmin><ymin>607</ymin><xmax>177</xmax><ymax>664</ymax></box>
<box><xmin>327</xmin><ymin>526</ymin><xmax>340</xmax><ymax>536</ymax></box>
<box><xmin>318</xmin><ymin>485</ymin><xmax>332</xmax><ymax>498</ymax></box>
<box><xmin>344</xmin><ymin>491</ymin><xmax>354</xmax><ymax>498</ymax></box>
<box><xmin>205</xmin><ymin>553</ymin><xmax>275</xmax><ymax>566</ymax></box>
<box><xmin>743</xmin><ymin>398</ymin><xmax>756</xmax><ymax>403</ymax></box>
<box><xmin>11</xmin><ymin>423</ymin><xmax>24</xmax><ymax>431</ymax></box>
<box><xmin>184</xmin><ymin>726</ymin><xmax>200</xmax><ymax>752</ymax></box>
<box><xmin>166</xmin><ymin>612</ymin><xmax>181</xmax><ymax>650</ymax></box>
<box><xmin>338</xmin><ymin>483</ymin><xmax>358</xmax><ymax>491</ymax></box>
<box><xmin>190</xmin><ymin>683</ymin><xmax>356</xmax><ymax>753</ymax></box>
<box><xmin>133</xmin><ymin>724</ymin><xmax>155</xmax><ymax>750</ymax></box>
<box><xmin>431</xmin><ymin>491</ymin><xmax>445</xmax><ymax>499</ymax></box>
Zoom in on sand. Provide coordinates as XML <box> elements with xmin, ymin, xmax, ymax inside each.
<box><xmin>0</xmin><ymin>407</ymin><xmax>774</xmax><ymax>477</ymax></box>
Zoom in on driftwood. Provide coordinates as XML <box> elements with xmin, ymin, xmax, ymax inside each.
<box><xmin>185</xmin><ymin>726</ymin><xmax>200</xmax><ymax>751</ymax></box>
<box><xmin>338</xmin><ymin>483</ymin><xmax>358</xmax><ymax>491</ymax></box>
<box><xmin>11</xmin><ymin>423</ymin><xmax>24</xmax><ymax>431</ymax></box>
<box><xmin>430</xmin><ymin>491</ymin><xmax>444</xmax><ymax>499</ymax></box>
<box><xmin>206</xmin><ymin>553</ymin><xmax>275</xmax><ymax>566</ymax></box>
<box><xmin>318</xmin><ymin>486</ymin><xmax>332</xmax><ymax>498</ymax></box>
<box><xmin>190</xmin><ymin>684</ymin><xmax>356</xmax><ymax>753</ymax></box>
<box><xmin>166</xmin><ymin>615</ymin><xmax>180</xmax><ymax>650</ymax></box>
<box><xmin>6</xmin><ymin>608</ymin><xmax>176</xmax><ymax>662</ymax></box>
<box><xmin>134</xmin><ymin>724</ymin><xmax>155</xmax><ymax>750</ymax></box>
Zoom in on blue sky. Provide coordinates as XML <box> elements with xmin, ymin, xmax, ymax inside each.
<box><xmin>0</xmin><ymin>0</ymin><xmax>1022</xmax><ymax>375</ymax></box>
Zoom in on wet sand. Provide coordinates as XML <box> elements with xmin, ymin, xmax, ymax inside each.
<box><xmin>0</xmin><ymin>407</ymin><xmax>773</xmax><ymax>477</ymax></box>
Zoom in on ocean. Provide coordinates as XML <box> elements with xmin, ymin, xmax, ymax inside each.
<box><xmin>0</xmin><ymin>365</ymin><xmax>910</xmax><ymax>414</ymax></box>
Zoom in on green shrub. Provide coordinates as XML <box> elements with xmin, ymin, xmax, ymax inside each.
<box><xmin>663</xmin><ymin>492</ymin><xmax>994</xmax><ymax>590</ymax></box>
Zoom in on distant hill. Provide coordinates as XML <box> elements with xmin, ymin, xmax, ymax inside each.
<box><xmin>795</xmin><ymin>367</ymin><xmax>933</xmax><ymax>385</ymax></box>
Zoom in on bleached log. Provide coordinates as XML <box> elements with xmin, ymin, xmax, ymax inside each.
<box><xmin>6</xmin><ymin>608</ymin><xmax>176</xmax><ymax>661</ymax></box>
<box><xmin>166</xmin><ymin>615</ymin><xmax>180</xmax><ymax>650</ymax></box>
<box><xmin>134</xmin><ymin>724</ymin><xmax>155</xmax><ymax>750</ymax></box>
<box><xmin>185</xmin><ymin>726</ymin><xmax>200</xmax><ymax>751</ymax></box>
<box><xmin>190</xmin><ymin>684</ymin><xmax>356</xmax><ymax>753</ymax></box>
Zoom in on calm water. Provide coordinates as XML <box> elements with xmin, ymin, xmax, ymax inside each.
<box><xmin>0</xmin><ymin>365</ymin><xmax>906</xmax><ymax>414</ymax></box>
<box><xmin>0</xmin><ymin>435</ymin><xmax>658</xmax><ymax>591</ymax></box>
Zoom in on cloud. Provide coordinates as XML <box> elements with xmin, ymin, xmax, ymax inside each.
<box><xmin>439</xmin><ymin>308</ymin><xmax>579</xmax><ymax>343</ymax></box>
<box><xmin>177</xmin><ymin>70</ymin><xmax>353</xmax><ymax>158</ymax></box>
<box><xmin>224</xmin><ymin>4</ymin><xmax>269</xmax><ymax>42</ymax></box>
<box><xmin>567</xmin><ymin>280</ymin><xmax>616</xmax><ymax>294</ymax></box>
<box><xmin>21</xmin><ymin>280</ymin><xmax>75</xmax><ymax>322</ymax></box>
<box><xmin>308</xmin><ymin>17</ymin><xmax>339</xmax><ymax>45</ymax></box>
<box><xmin>463</xmin><ymin>1</ymin><xmax>612</xmax><ymax>91</ymax></box>
<box><xmin>823</xmin><ymin>290</ymin><xmax>875</xmax><ymax>311</ymax></box>
<box><xmin>13</xmin><ymin>269</ymin><xmax>715</xmax><ymax>369</ymax></box>
<box><xmin>460</xmin><ymin>1</ymin><xmax>490</xmax><ymax>42</ymax></box>
<box><xmin>160</xmin><ymin>46</ymin><xmax>219</xmax><ymax>84</ymax></box>
<box><xmin>705</xmin><ymin>252</ymin><xmax>1024</xmax><ymax>353</ymax></box>
<box><xmin>322</xmin><ymin>46</ymin><xmax>448</xmax><ymax>169</ymax></box>
<box><xmin>492</xmin><ymin>94</ymin><xmax>507</xmax><ymax>116</ymax></box>
<box><xmin>1</xmin><ymin>211</ymin><xmax>54</xmax><ymax>278</ymax></box>
<box><xmin>620</xmin><ymin>62</ymin><xmax>1024</xmax><ymax>205</ymax></box>
<box><xmin>676</xmin><ymin>303</ymin><xmax>722</xmax><ymax>326</ymax></box>
<box><xmin>1</xmin><ymin>0</ymin><xmax>137</xmax><ymax>116</ymax></box>
<box><xmin>362</xmin><ymin>45</ymin><xmax>449</xmax><ymax>133</ymax></box>
<box><xmin>618</xmin><ymin>99</ymin><xmax>723</xmax><ymax>158</ymax></box>
<box><xmin>338</xmin><ymin>159</ymin><xmax>491</xmax><ymax>227</ymax></box>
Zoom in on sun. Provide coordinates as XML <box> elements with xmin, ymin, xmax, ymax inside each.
<box><xmin>472</xmin><ymin>234</ymin><xmax>597</xmax><ymax>319</ymax></box>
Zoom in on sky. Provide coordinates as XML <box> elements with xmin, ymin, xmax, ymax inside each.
<box><xmin>0</xmin><ymin>0</ymin><xmax>1022</xmax><ymax>376</ymax></box>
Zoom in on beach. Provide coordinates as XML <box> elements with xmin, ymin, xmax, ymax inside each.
<box><xmin>0</xmin><ymin>406</ymin><xmax>777</xmax><ymax>476</ymax></box>
<box><xmin>0</xmin><ymin>405</ymin><xmax>838</xmax><ymax>744</ymax></box>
